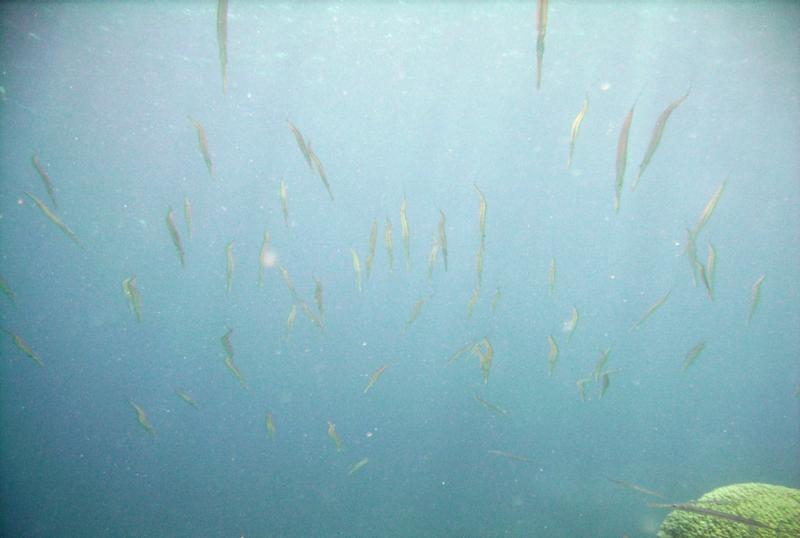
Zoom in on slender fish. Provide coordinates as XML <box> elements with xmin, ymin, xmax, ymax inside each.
<box><xmin>693</xmin><ymin>180</ymin><xmax>726</xmax><ymax>237</ymax></box>
<box><xmin>176</xmin><ymin>389</ymin><xmax>199</xmax><ymax>410</ymax></box>
<box><xmin>682</xmin><ymin>341</ymin><xmax>705</xmax><ymax>371</ymax></box>
<box><xmin>648</xmin><ymin>503</ymin><xmax>776</xmax><ymax>532</ymax></box>
<box><xmin>130</xmin><ymin>400</ymin><xmax>155</xmax><ymax>436</ymax></box>
<box><xmin>165</xmin><ymin>206</ymin><xmax>185</xmax><ymax>267</ymax></box>
<box><xmin>363</xmin><ymin>364</ymin><xmax>390</xmax><ymax>394</ymax></box>
<box><xmin>348</xmin><ymin>457</ymin><xmax>369</xmax><ymax>475</ymax></box>
<box><xmin>535</xmin><ymin>0</ymin><xmax>548</xmax><ymax>91</ymax></box>
<box><xmin>567</xmin><ymin>95</ymin><xmax>589</xmax><ymax>168</ymax></box>
<box><xmin>633</xmin><ymin>89</ymin><xmax>690</xmax><ymax>189</ymax></box>
<box><xmin>31</xmin><ymin>153</ymin><xmax>57</xmax><ymax>208</ymax></box>
<box><xmin>327</xmin><ymin>421</ymin><xmax>344</xmax><ymax>452</ymax></box>
<box><xmin>474</xmin><ymin>394</ymin><xmax>509</xmax><ymax>416</ymax></box>
<box><xmin>2</xmin><ymin>328</ymin><xmax>44</xmax><ymax>367</ymax></box>
<box><xmin>563</xmin><ymin>305</ymin><xmax>578</xmax><ymax>343</ymax></box>
<box><xmin>547</xmin><ymin>335</ymin><xmax>558</xmax><ymax>376</ymax></box>
<box><xmin>747</xmin><ymin>274</ymin><xmax>765</xmax><ymax>323</ymax></box>
<box><xmin>225</xmin><ymin>240</ymin><xmax>235</xmax><ymax>293</ymax></box>
<box><xmin>365</xmin><ymin>219</ymin><xmax>378</xmax><ymax>278</ymax></box>
<box><xmin>0</xmin><ymin>276</ymin><xmax>16</xmax><ymax>305</ymax></box>
<box><xmin>258</xmin><ymin>231</ymin><xmax>270</xmax><ymax>288</ymax></box>
<box><xmin>614</xmin><ymin>95</ymin><xmax>639</xmax><ymax>213</ymax></box>
<box><xmin>287</xmin><ymin>120</ymin><xmax>313</xmax><ymax>169</ymax></box>
<box><xmin>384</xmin><ymin>217</ymin><xmax>394</xmax><ymax>272</ymax></box>
<box><xmin>400</xmin><ymin>196</ymin><xmax>410</xmax><ymax>271</ymax></box>
<box><xmin>308</xmin><ymin>143</ymin><xmax>334</xmax><ymax>201</ymax></box>
<box><xmin>438</xmin><ymin>209</ymin><xmax>448</xmax><ymax>271</ymax></box>
<box><xmin>608</xmin><ymin>477</ymin><xmax>665</xmax><ymax>499</ymax></box>
<box><xmin>351</xmin><ymin>249</ymin><xmax>362</xmax><ymax>293</ymax></box>
<box><xmin>26</xmin><ymin>192</ymin><xmax>83</xmax><ymax>248</ymax></box>
<box><xmin>489</xmin><ymin>450</ymin><xmax>531</xmax><ymax>463</ymax></box>
<box><xmin>190</xmin><ymin>119</ymin><xmax>214</xmax><ymax>178</ymax></box>
<box><xmin>630</xmin><ymin>289</ymin><xmax>671</xmax><ymax>331</ymax></box>
<box><xmin>280</xmin><ymin>180</ymin><xmax>289</xmax><ymax>226</ymax></box>
<box><xmin>183</xmin><ymin>197</ymin><xmax>193</xmax><ymax>239</ymax></box>
<box><xmin>216</xmin><ymin>0</ymin><xmax>228</xmax><ymax>93</ymax></box>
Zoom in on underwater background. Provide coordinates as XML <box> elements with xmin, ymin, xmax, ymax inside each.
<box><xmin>1</xmin><ymin>2</ymin><xmax>798</xmax><ymax>537</ymax></box>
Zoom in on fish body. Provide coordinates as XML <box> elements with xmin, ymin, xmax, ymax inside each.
<box><xmin>31</xmin><ymin>153</ymin><xmax>57</xmax><ymax>208</ymax></box>
<box><xmin>26</xmin><ymin>192</ymin><xmax>83</xmax><ymax>248</ymax></box>
<box><xmin>427</xmin><ymin>232</ymin><xmax>440</xmax><ymax>280</ymax></box>
<box><xmin>3</xmin><ymin>329</ymin><xmax>44</xmax><ymax>367</ymax></box>
<box><xmin>682</xmin><ymin>341</ymin><xmax>705</xmax><ymax>371</ymax></box>
<box><xmin>224</xmin><ymin>354</ymin><xmax>246</xmax><ymax>387</ymax></box>
<box><xmin>183</xmin><ymin>197</ymin><xmax>193</xmax><ymax>239</ymax></box>
<box><xmin>279</xmin><ymin>265</ymin><xmax>299</xmax><ymax>302</ymax></box>
<box><xmin>547</xmin><ymin>335</ymin><xmax>559</xmax><ymax>376</ymax></box>
<box><xmin>216</xmin><ymin>0</ymin><xmax>228</xmax><ymax>93</ymax></box>
<box><xmin>190</xmin><ymin>119</ymin><xmax>214</xmax><ymax>178</ymax></box>
<box><xmin>599</xmin><ymin>371</ymin><xmax>610</xmax><ymax>398</ymax></box>
<box><xmin>287</xmin><ymin>120</ymin><xmax>313</xmax><ymax>169</ymax></box>
<box><xmin>327</xmin><ymin>421</ymin><xmax>344</xmax><ymax>452</ymax></box>
<box><xmin>467</xmin><ymin>285</ymin><xmax>481</xmax><ymax>318</ymax></box>
<box><xmin>693</xmin><ymin>180</ymin><xmax>726</xmax><ymax>237</ymax></box>
<box><xmin>122</xmin><ymin>276</ymin><xmax>143</xmax><ymax>322</ymax></box>
<box><xmin>633</xmin><ymin>89</ymin><xmax>690</xmax><ymax>189</ymax></box>
<box><xmin>476</xmin><ymin>337</ymin><xmax>494</xmax><ymax>384</ymax></box>
<box><xmin>225</xmin><ymin>240</ymin><xmax>235</xmax><ymax>293</ymax></box>
<box><xmin>593</xmin><ymin>348</ymin><xmax>611</xmax><ymax>381</ymax></box>
<box><xmin>0</xmin><ymin>276</ymin><xmax>16</xmax><ymax>305</ymax></box>
<box><xmin>489</xmin><ymin>450</ymin><xmax>531</xmax><ymax>463</ymax></box>
<box><xmin>648</xmin><ymin>502</ymin><xmax>776</xmax><ymax>532</ymax></box>
<box><xmin>706</xmin><ymin>243</ymin><xmax>717</xmax><ymax>297</ymax></box>
<box><xmin>300</xmin><ymin>302</ymin><xmax>325</xmax><ymax>334</ymax></box>
<box><xmin>548</xmin><ymin>257</ymin><xmax>556</xmax><ymax>295</ymax></box>
<box><xmin>576</xmin><ymin>377</ymin><xmax>591</xmax><ymax>401</ymax></box>
<box><xmin>474</xmin><ymin>394</ymin><xmax>508</xmax><ymax>416</ymax></box>
<box><xmin>400</xmin><ymin>197</ymin><xmax>410</xmax><ymax>271</ymax></box>
<box><xmin>308</xmin><ymin>144</ymin><xmax>333</xmax><ymax>201</ymax></box>
<box><xmin>475</xmin><ymin>246</ymin><xmax>485</xmax><ymax>290</ymax></box>
<box><xmin>614</xmin><ymin>96</ymin><xmax>639</xmax><ymax>213</ymax></box>
<box><xmin>384</xmin><ymin>217</ymin><xmax>394</xmax><ymax>272</ymax></box>
<box><xmin>258</xmin><ymin>231</ymin><xmax>270</xmax><ymax>288</ymax></box>
<box><xmin>165</xmin><ymin>206</ymin><xmax>185</xmax><ymax>267</ymax></box>
<box><xmin>364</xmin><ymin>364</ymin><xmax>390</xmax><ymax>394</ymax></box>
<box><xmin>221</xmin><ymin>327</ymin><xmax>234</xmax><ymax>358</ymax></box>
<box><xmin>348</xmin><ymin>457</ymin><xmax>369</xmax><ymax>475</ymax></box>
<box><xmin>405</xmin><ymin>297</ymin><xmax>427</xmax><ymax>331</ymax></box>
<box><xmin>365</xmin><ymin>219</ymin><xmax>378</xmax><ymax>278</ymax></box>
<box><xmin>351</xmin><ymin>249</ymin><xmax>362</xmax><ymax>292</ymax></box>
<box><xmin>748</xmin><ymin>274</ymin><xmax>765</xmax><ymax>323</ymax></box>
<box><xmin>563</xmin><ymin>305</ymin><xmax>578</xmax><ymax>342</ymax></box>
<box><xmin>438</xmin><ymin>209</ymin><xmax>448</xmax><ymax>271</ymax></box>
<box><xmin>475</xmin><ymin>184</ymin><xmax>487</xmax><ymax>245</ymax></box>
<box><xmin>280</xmin><ymin>180</ymin><xmax>289</xmax><ymax>226</ymax></box>
<box><xmin>266</xmin><ymin>412</ymin><xmax>276</xmax><ymax>440</ymax></box>
<box><xmin>608</xmin><ymin>477</ymin><xmax>664</xmax><ymax>499</ymax></box>
<box><xmin>567</xmin><ymin>96</ymin><xmax>589</xmax><ymax>168</ymax></box>
<box><xmin>285</xmin><ymin>304</ymin><xmax>297</xmax><ymax>340</ymax></box>
<box><xmin>630</xmin><ymin>289</ymin><xmax>671</xmax><ymax>331</ymax></box>
<box><xmin>535</xmin><ymin>0</ymin><xmax>548</xmax><ymax>90</ymax></box>
<box><xmin>314</xmin><ymin>277</ymin><xmax>324</xmax><ymax>320</ymax></box>
<box><xmin>130</xmin><ymin>400</ymin><xmax>155</xmax><ymax>435</ymax></box>
<box><xmin>176</xmin><ymin>389</ymin><xmax>198</xmax><ymax>410</ymax></box>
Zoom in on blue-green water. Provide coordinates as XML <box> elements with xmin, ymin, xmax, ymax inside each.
<box><xmin>1</xmin><ymin>2</ymin><xmax>798</xmax><ymax>537</ymax></box>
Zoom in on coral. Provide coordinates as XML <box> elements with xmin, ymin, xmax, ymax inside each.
<box><xmin>656</xmin><ymin>482</ymin><xmax>800</xmax><ymax>537</ymax></box>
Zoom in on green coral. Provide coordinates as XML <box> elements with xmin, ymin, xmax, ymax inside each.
<box><xmin>656</xmin><ymin>483</ymin><xmax>800</xmax><ymax>538</ymax></box>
